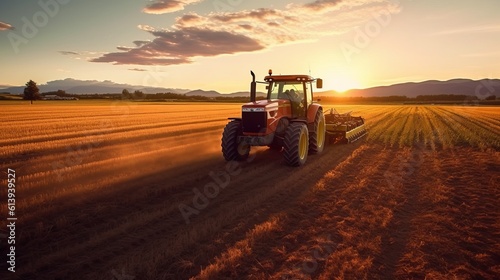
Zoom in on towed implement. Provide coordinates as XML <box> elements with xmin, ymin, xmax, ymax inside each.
<box><xmin>324</xmin><ymin>108</ymin><xmax>367</xmax><ymax>144</ymax></box>
<box><xmin>221</xmin><ymin>70</ymin><xmax>366</xmax><ymax>166</ymax></box>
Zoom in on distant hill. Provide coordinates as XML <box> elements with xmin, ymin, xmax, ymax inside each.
<box><xmin>318</xmin><ymin>79</ymin><xmax>500</xmax><ymax>98</ymax></box>
<box><xmin>226</xmin><ymin>91</ymin><xmax>266</xmax><ymax>98</ymax></box>
<box><xmin>185</xmin><ymin>89</ymin><xmax>222</xmax><ymax>97</ymax></box>
<box><xmin>0</xmin><ymin>78</ymin><xmax>191</xmax><ymax>95</ymax></box>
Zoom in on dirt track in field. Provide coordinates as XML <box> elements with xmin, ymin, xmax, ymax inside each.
<box><xmin>0</xmin><ymin>103</ymin><xmax>499</xmax><ymax>279</ymax></box>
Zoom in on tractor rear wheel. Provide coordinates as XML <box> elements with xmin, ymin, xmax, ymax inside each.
<box><xmin>309</xmin><ymin>108</ymin><xmax>326</xmax><ymax>154</ymax></box>
<box><xmin>283</xmin><ymin>122</ymin><xmax>309</xmax><ymax>166</ymax></box>
<box><xmin>221</xmin><ymin>121</ymin><xmax>250</xmax><ymax>161</ymax></box>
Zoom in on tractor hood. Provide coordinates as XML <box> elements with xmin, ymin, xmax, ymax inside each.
<box><xmin>240</xmin><ymin>99</ymin><xmax>292</xmax><ymax>135</ymax></box>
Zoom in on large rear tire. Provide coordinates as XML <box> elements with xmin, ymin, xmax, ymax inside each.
<box><xmin>221</xmin><ymin>121</ymin><xmax>250</xmax><ymax>161</ymax></box>
<box><xmin>309</xmin><ymin>108</ymin><xmax>326</xmax><ymax>154</ymax></box>
<box><xmin>283</xmin><ymin>122</ymin><xmax>309</xmax><ymax>166</ymax></box>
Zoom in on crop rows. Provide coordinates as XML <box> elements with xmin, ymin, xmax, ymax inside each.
<box><xmin>0</xmin><ymin>102</ymin><xmax>498</xmax><ymax>279</ymax></box>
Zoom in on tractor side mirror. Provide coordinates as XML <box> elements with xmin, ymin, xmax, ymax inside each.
<box><xmin>316</xmin><ymin>78</ymin><xmax>323</xmax><ymax>89</ymax></box>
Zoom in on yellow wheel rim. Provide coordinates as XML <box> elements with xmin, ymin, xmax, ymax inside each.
<box><xmin>299</xmin><ymin>129</ymin><xmax>307</xmax><ymax>160</ymax></box>
<box><xmin>318</xmin><ymin>116</ymin><xmax>325</xmax><ymax>149</ymax></box>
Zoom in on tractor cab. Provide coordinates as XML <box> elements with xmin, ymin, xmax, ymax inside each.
<box><xmin>264</xmin><ymin>70</ymin><xmax>322</xmax><ymax>119</ymax></box>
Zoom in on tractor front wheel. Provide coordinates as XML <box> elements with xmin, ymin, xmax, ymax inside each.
<box><xmin>221</xmin><ymin>121</ymin><xmax>250</xmax><ymax>161</ymax></box>
<box><xmin>283</xmin><ymin>122</ymin><xmax>309</xmax><ymax>166</ymax></box>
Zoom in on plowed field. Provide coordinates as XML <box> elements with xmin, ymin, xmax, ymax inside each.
<box><xmin>0</xmin><ymin>101</ymin><xmax>498</xmax><ymax>279</ymax></box>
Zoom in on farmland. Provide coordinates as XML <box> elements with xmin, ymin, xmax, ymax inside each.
<box><xmin>0</xmin><ymin>101</ymin><xmax>499</xmax><ymax>279</ymax></box>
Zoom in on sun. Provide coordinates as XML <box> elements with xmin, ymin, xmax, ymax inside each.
<box><xmin>329</xmin><ymin>73</ymin><xmax>362</xmax><ymax>93</ymax></box>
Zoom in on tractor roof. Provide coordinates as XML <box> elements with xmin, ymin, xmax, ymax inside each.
<box><xmin>264</xmin><ymin>75</ymin><xmax>315</xmax><ymax>82</ymax></box>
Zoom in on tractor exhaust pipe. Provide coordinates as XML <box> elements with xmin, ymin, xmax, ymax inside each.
<box><xmin>250</xmin><ymin>70</ymin><xmax>256</xmax><ymax>102</ymax></box>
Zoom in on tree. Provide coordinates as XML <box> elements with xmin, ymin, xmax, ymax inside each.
<box><xmin>133</xmin><ymin>90</ymin><xmax>144</xmax><ymax>99</ymax></box>
<box><xmin>122</xmin><ymin>89</ymin><xmax>131</xmax><ymax>99</ymax></box>
<box><xmin>485</xmin><ymin>95</ymin><xmax>496</xmax><ymax>101</ymax></box>
<box><xmin>23</xmin><ymin>80</ymin><xmax>41</xmax><ymax>104</ymax></box>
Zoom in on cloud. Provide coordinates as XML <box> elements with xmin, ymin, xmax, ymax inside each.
<box><xmin>143</xmin><ymin>0</ymin><xmax>203</xmax><ymax>14</ymax></box>
<box><xmin>138</xmin><ymin>24</ymin><xmax>155</xmax><ymax>32</ymax></box>
<box><xmin>59</xmin><ymin>50</ymin><xmax>105</xmax><ymax>62</ymax></box>
<box><xmin>92</xmin><ymin>0</ymin><xmax>401</xmax><ymax>66</ymax></box>
<box><xmin>210</xmin><ymin>8</ymin><xmax>284</xmax><ymax>23</ymax></box>
<box><xmin>128</xmin><ymin>68</ymin><xmax>148</xmax><ymax>72</ymax></box>
<box><xmin>0</xmin><ymin>21</ymin><xmax>14</xmax><ymax>31</ymax></box>
<box><xmin>59</xmin><ymin>51</ymin><xmax>80</xmax><ymax>55</ymax></box>
<box><xmin>176</xmin><ymin>13</ymin><xmax>203</xmax><ymax>25</ymax></box>
<box><xmin>133</xmin><ymin>40</ymin><xmax>150</xmax><ymax>47</ymax></box>
<box><xmin>239</xmin><ymin>24</ymin><xmax>253</xmax><ymax>30</ymax></box>
<box><xmin>303</xmin><ymin>0</ymin><xmax>343</xmax><ymax>11</ymax></box>
<box><xmin>117</xmin><ymin>46</ymin><xmax>133</xmax><ymax>51</ymax></box>
<box><xmin>91</xmin><ymin>27</ymin><xmax>263</xmax><ymax>65</ymax></box>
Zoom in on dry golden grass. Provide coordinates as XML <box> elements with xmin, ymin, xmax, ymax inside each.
<box><xmin>0</xmin><ymin>101</ymin><xmax>498</xmax><ymax>279</ymax></box>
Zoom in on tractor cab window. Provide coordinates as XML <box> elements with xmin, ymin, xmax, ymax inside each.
<box><xmin>306</xmin><ymin>82</ymin><xmax>313</xmax><ymax>107</ymax></box>
<box><xmin>269</xmin><ymin>81</ymin><xmax>304</xmax><ymax>101</ymax></box>
<box><xmin>269</xmin><ymin>81</ymin><xmax>306</xmax><ymax>118</ymax></box>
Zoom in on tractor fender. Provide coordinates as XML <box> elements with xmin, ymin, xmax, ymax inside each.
<box><xmin>307</xmin><ymin>104</ymin><xmax>323</xmax><ymax>124</ymax></box>
<box><xmin>289</xmin><ymin>119</ymin><xmax>307</xmax><ymax>124</ymax></box>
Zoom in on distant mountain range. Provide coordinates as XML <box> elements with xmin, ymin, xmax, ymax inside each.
<box><xmin>1</xmin><ymin>78</ymin><xmax>498</xmax><ymax>98</ymax></box>
<box><xmin>0</xmin><ymin>78</ymin><xmax>191</xmax><ymax>95</ymax></box>
<box><xmin>319</xmin><ymin>78</ymin><xmax>500</xmax><ymax>98</ymax></box>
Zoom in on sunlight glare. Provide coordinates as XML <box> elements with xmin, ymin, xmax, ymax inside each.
<box><xmin>329</xmin><ymin>72</ymin><xmax>362</xmax><ymax>93</ymax></box>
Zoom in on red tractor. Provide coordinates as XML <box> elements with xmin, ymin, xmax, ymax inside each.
<box><xmin>221</xmin><ymin>70</ymin><xmax>326</xmax><ymax>166</ymax></box>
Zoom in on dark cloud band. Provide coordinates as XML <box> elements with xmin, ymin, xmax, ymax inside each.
<box><xmin>91</xmin><ymin>27</ymin><xmax>263</xmax><ymax>65</ymax></box>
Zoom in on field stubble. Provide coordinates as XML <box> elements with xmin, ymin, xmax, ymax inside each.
<box><xmin>0</xmin><ymin>102</ymin><xmax>498</xmax><ymax>279</ymax></box>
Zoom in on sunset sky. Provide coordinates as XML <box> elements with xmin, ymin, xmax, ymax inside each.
<box><xmin>1</xmin><ymin>0</ymin><xmax>499</xmax><ymax>93</ymax></box>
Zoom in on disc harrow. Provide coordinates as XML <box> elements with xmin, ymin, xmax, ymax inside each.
<box><xmin>324</xmin><ymin>108</ymin><xmax>367</xmax><ymax>144</ymax></box>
